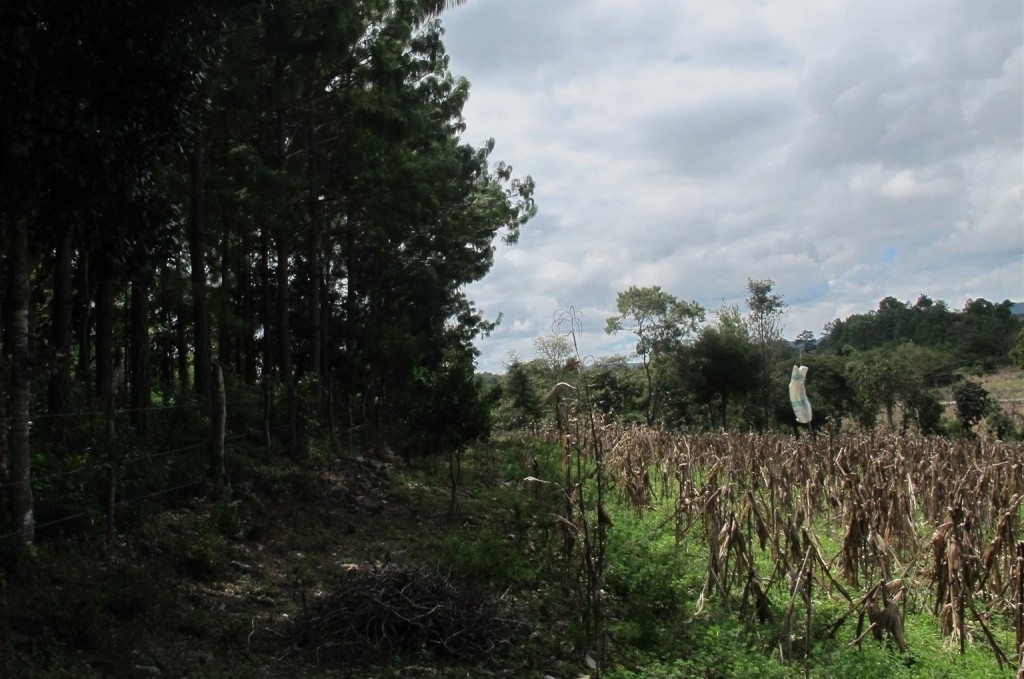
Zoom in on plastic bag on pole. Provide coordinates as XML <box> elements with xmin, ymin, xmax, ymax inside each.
<box><xmin>789</xmin><ymin>365</ymin><xmax>812</xmax><ymax>424</ymax></box>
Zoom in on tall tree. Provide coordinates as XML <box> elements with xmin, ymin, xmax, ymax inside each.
<box><xmin>746</xmin><ymin>278</ymin><xmax>786</xmax><ymax>430</ymax></box>
<box><xmin>534</xmin><ymin>334</ymin><xmax>574</xmax><ymax>384</ymax></box>
<box><xmin>189</xmin><ymin>139</ymin><xmax>212</xmax><ymax>399</ymax></box>
<box><xmin>502</xmin><ymin>357</ymin><xmax>542</xmax><ymax>429</ymax></box>
<box><xmin>5</xmin><ymin>215</ymin><xmax>33</xmax><ymax>544</ymax></box>
<box><xmin>0</xmin><ymin>0</ymin><xmax>227</xmax><ymax>542</ymax></box>
<box><xmin>605</xmin><ymin>285</ymin><xmax>704</xmax><ymax>425</ymax></box>
<box><xmin>690</xmin><ymin>304</ymin><xmax>758</xmax><ymax>430</ymax></box>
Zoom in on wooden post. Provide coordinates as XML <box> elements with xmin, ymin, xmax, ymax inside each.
<box><xmin>211</xmin><ymin>363</ymin><xmax>226</xmax><ymax>489</ymax></box>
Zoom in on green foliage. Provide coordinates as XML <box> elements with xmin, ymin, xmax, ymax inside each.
<box><xmin>137</xmin><ymin>500</ymin><xmax>232</xmax><ymax>581</ymax></box>
<box><xmin>436</xmin><ymin>529</ymin><xmax>534</xmax><ymax>588</ymax></box>
<box><xmin>606</xmin><ymin>285</ymin><xmax>705</xmax><ymax>424</ymax></box>
<box><xmin>905</xmin><ymin>388</ymin><xmax>944</xmax><ymax>435</ymax></box>
<box><xmin>800</xmin><ymin>352</ymin><xmax>856</xmax><ymax>429</ymax></box>
<box><xmin>953</xmin><ymin>380</ymin><xmax>990</xmax><ymax>432</ymax></box>
<box><xmin>846</xmin><ymin>348</ymin><xmax>918</xmax><ymax>429</ymax></box>
<box><xmin>746</xmin><ymin>278</ymin><xmax>787</xmax><ymax>429</ymax></box>
<box><xmin>606</xmin><ymin>286</ymin><xmax>705</xmax><ymax>358</ymax></box>
<box><xmin>604</xmin><ymin>508</ymin><xmax>693</xmax><ymax>651</ymax></box>
<box><xmin>589</xmin><ymin>355</ymin><xmax>647</xmax><ymax>423</ymax></box>
<box><xmin>2</xmin><ymin>0</ymin><xmax>537</xmax><ymax>547</ymax></box>
<box><xmin>405</xmin><ymin>346</ymin><xmax>492</xmax><ymax>456</ymax></box>
<box><xmin>686</xmin><ymin>308</ymin><xmax>760</xmax><ymax>430</ymax></box>
<box><xmin>821</xmin><ymin>295</ymin><xmax>1022</xmax><ymax>370</ymax></box>
<box><xmin>533</xmin><ymin>334</ymin><xmax>575</xmax><ymax>382</ymax></box>
<box><xmin>505</xmin><ymin>359</ymin><xmax>543</xmax><ymax>427</ymax></box>
<box><xmin>983</xmin><ymin>400</ymin><xmax>1020</xmax><ymax>440</ymax></box>
<box><xmin>1010</xmin><ymin>329</ymin><xmax>1024</xmax><ymax>369</ymax></box>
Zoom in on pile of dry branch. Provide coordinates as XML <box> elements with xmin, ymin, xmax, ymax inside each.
<box><xmin>295</xmin><ymin>563</ymin><xmax>528</xmax><ymax>663</ymax></box>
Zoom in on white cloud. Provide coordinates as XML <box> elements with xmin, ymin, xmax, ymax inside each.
<box><xmin>441</xmin><ymin>0</ymin><xmax>1024</xmax><ymax>372</ymax></box>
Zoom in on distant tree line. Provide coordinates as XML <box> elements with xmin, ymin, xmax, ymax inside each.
<box><xmin>0</xmin><ymin>0</ymin><xmax>534</xmax><ymax>545</ymax></box>
<box><xmin>491</xmin><ymin>287</ymin><xmax>1023</xmax><ymax>440</ymax></box>
<box><xmin>819</xmin><ymin>295</ymin><xmax>1021</xmax><ymax>369</ymax></box>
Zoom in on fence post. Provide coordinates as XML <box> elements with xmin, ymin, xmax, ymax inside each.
<box><xmin>211</xmin><ymin>363</ymin><xmax>226</xmax><ymax>489</ymax></box>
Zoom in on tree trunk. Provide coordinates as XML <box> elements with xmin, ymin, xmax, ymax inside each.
<box><xmin>275</xmin><ymin>108</ymin><xmax>292</xmax><ymax>384</ymax></box>
<box><xmin>0</xmin><ymin>255</ymin><xmax>7</xmax><ymax>485</ymax></box>
<box><xmin>240</xmin><ymin>229</ymin><xmax>256</xmax><ymax>384</ymax></box>
<box><xmin>158</xmin><ymin>307</ymin><xmax>174</xmax><ymax>389</ymax></box>
<box><xmin>94</xmin><ymin>274</ymin><xmax>116</xmax><ymax>402</ymax></box>
<box><xmin>174</xmin><ymin>258</ymin><xmax>190</xmax><ymax>391</ymax></box>
<box><xmin>210</xmin><ymin>363</ymin><xmax>226</xmax><ymax>488</ymax></box>
<box><xmin>0</xmin><ymin>348</ymin><xmax>7</xmax><ymax>484</ymax></box>
<box><xmin>48</xmin><ymin>227</ymin><xmax>74</xmax><ymax>455</ymax></box>
<box><xmin>218</xmin><ymin>216</ymin><xmax>231</xmax><ymax>368</ymax></box>
<box><xmin>129</xmin><ymin>274</ymin><xmax>151</xmax><ymax>432</ymax></box>
<box><xmin>275</xmin><ymin>106</ymin><xmax>298</xmax><ymax>457</ymax></box>
<box><xmin>260</xmin><ymin>225</ymin><xmax>272</xmax><ymax>379</ymax></box>
<box><xmin>307</xmin><ymin>158</ymin><xmax>323</xmax><ymax>405</ymax></box>
<box><xmin>103</xmin><ymin>368</ymin><xmax>119</xmax><ymax>546</ymax></box>
<box><xmin>189</xmin><ymin>139</ymin><xmax>211</xmax><ymax>400</ymax></box>
<box><xmin>344</xmin><ymin>213</ymin><xmax>357</xmax><ymax>436</ymax></box>
<box><xmin>75</xmin><ymin>250</ymin><xmax>93</xmax><ymax>404</ymax></box>
<box><xmin>642</xmin><ymin>356</ymin><xmax>655</xmax><ymax>426</ymax></box>
<box><xmin>6</xmin><ymin>216</ymin><xmax>34</xmax><ymax>544</ymax></box>
<box><xmin>276</xmin><ymin>234</ymin><xmax>292</xmax><ymax>382</ymax></box>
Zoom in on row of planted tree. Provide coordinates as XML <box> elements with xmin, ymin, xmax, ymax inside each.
<box><xmin>0</xmin><ymin>1</ymin><xmax>534</xmax><ymax>545</ymax></box>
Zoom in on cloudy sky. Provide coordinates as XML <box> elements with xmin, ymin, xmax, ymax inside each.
<box><xmin>439</xmin><ymin>0</ymin><xmax>1024</xmax><ymax>373</ymax></box>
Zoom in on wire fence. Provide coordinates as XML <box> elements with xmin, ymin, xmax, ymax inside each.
<box><xmin>0</xmin><ymin>386</ymin><xmax>295</xmax><ymax>545</ymax></box>
<box><xmin>4</xmin><ymin>398</ymin><xmax>264</xmax><ymax>424</ymax></box>
<box><xmin>0</xmin><ymin>424</ymin><xmax>285</xmax><ymax>491</ymax></box>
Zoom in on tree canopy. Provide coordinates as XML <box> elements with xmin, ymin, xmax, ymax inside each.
<box><xmin>0</xmin><ymin>0</ymin><xmax>535</xmax><ymax>545</ymax></box>
<box><xmin>605</xmin><ymin>285</ymin><xmax>704</xmax><ymax>425</ymax></box>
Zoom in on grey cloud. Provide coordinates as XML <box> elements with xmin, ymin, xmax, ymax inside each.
<box><xmin>448</xmin><ymin>1</ymin><xmax>1023</xmax><ymax>372</ymax></box>
<box><xmin>634</xmin><ymin>94</ymin><xmax>797</xmax><ymax>175</ymax></box>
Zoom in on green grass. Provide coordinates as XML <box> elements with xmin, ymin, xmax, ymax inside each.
<box><xmin>1</xmin><ymin>435</ymin><xmax>1018</xmax><ymax>678</ymax></box>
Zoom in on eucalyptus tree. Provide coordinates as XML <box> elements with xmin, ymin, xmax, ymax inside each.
<box><xmin>745</xmin><ymin>278</ymin><xmax>786</xmax><ymax>430</ymax></box>
<box><xmin>605</xmin><ymin>286</ymin><xmax>704</xmax><ymax>425</ymax></box>
<box><xmin>534</xmin><ymin>334</ymin><xmax>575</xmax><ymax>384</ymax></box>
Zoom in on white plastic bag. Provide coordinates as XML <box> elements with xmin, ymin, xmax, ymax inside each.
<box><xmin>789</xmin><ymin>365</ymin><xmax>812</xmax><ymax>424</ymax></box>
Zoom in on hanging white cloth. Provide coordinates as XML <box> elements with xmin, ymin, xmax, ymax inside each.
<box><xmin>789</xmin><ymin>365</ymin><xmax>812</xmax><ymax>424</ymax></box>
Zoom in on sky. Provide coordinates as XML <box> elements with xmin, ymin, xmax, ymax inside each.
<box><xmin>438</xmin><ymin>0</ymin><xmax>1024</xmax><ymax>373</ymax></box>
